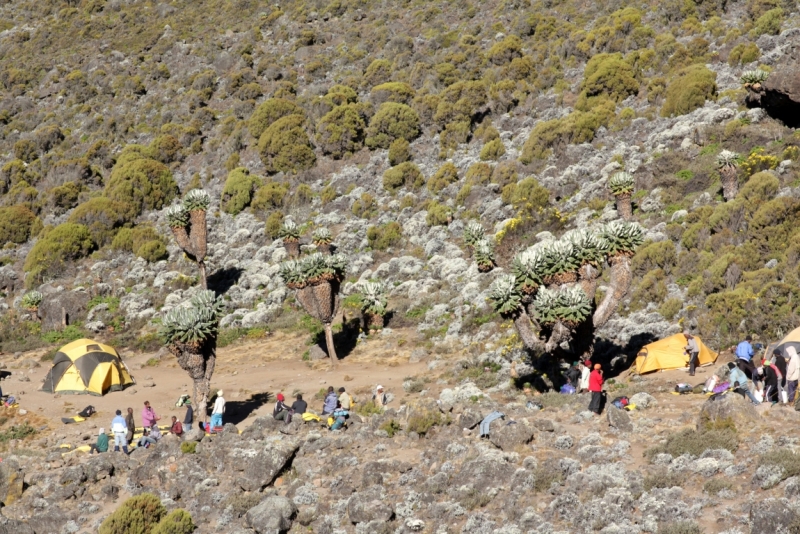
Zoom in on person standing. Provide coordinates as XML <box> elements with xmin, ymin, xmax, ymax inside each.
<box><xmin>211</xmin><ymin>390</ymin><xmax>225</xmax><ymax>429</ymax></box>
<box><xmin>579</xmin><ymin>361</ymin><xmax>591</xmax><ymax>393</ymax></box>
<box><xmin>322</xmin><ymin>386</ymin><xmax>337</xmax><ymax>415</ymax></box>
<box><xmin>111</xmin><ymin>410</ymin><xmax>129</xmax><ymax>454</ymax></box>
<box><xmin>338</xmin><ymin>387</ymin><xmax>352</xmax><ymax>410</ymax></box>
<box><xmin>763</xmin><ymin>358</ymin><xmax>779</xmax><ymax>404</ymax></box>
<box><xmin>683</xmin><ymin>331</ymin><xmax>700</xmax><ymax>376</ymax></box>
<box><xmin>142</xmin><ymin>401</ymin><xmax>159</xmax><ymax>429</ymax></box>
<box><xmin>588</xmin><ymin>364</ymin><xmax>604</xmax><ymax>415</ymax></box>
<box><xmin>373</xmin><ymin>385</ymin><xmax>388</xmax><ymax>407</ymax></box>
<box><xmin>124</xmin><ymin>407</ymin><xmax>135</xmax><ymax>444</ymax></box>
<box><xmin>786</xmin><ymin>346</ymin><xmax>800</xmax><ymax>404</ymax></box>
<box><xmin>90</xmin><ymin>428</ymin><xmax>109</xmax><ymax>454</ymax></box>
<box><xmin>566</xmin><ymin>362</ymin><xmax>581</xmax><ymax>388</ymax></box>
<box><xmin>774</xmin><ymin>349</ymin><xmax>788</xmax><ymax>404</ymax></box>
<box><xmin>183</xmin><ymin>398</ymin><xmax>194</xmax><ymax>432</ymax></box>
<box><xmin>736</xmin><ymin>335</ymin><xmax>756</xmax><ymax>377</ymax></box>
<box><xmin>170</xmin><ymin>416</ymin><xmax>184</xmax><ymax>437</ymax></box>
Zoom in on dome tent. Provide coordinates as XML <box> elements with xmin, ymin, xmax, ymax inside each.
<box><xmin>41</xmin><ymin>338</ymin><xmax>135</xmax><ymax>395</ymax></box>
<box><xmin>635</xmin><ymin>333</ymin><xmax>718</xmax><ymax>374</ymax></box>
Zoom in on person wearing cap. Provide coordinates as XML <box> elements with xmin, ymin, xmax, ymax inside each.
<box><xmin>90</xmin><ymin>428</ymin><xmax>109</xmax><ymax>454</ymax></box>
<box><xmin>566</xmin><ymin>362</ymin><xmax>581</xmax><ymax>388</ymax></box>
<box><xmin>736</xmin><ymin>335</ymin><xmax>756</xmax><ymax>377</ymax></box>
<box><xmin>588</xmin><ymin>363</ymin><xmax>604</xmax><ymax>415</ymax></box>
<box><xmin>337</xmin><ymin>387</ymin><xmax>353</xmax><ymax>411</ymax></box>
<box><xmin>579</xmin><ymin>361</ymin><xmax>591</xmax><ymax>393</ymax></box>
<box><xmin>322</xmin><ymin>386</ymin><xmax>338</xmax><ymax>415</ymax></box>
<box><xmin>683</xmin><ymin>331</ymin><xmax>700</xmax><ymax>376</ymax></box>
<box><xmin>373</xmin><ymin>385</ymin><xmax>388</xmax><ymax>407</ymax></box>
<box><xmin>273</xmin><ymin>392</ymin><xmax>291</xmax><ymax>422</ymax></box>
<box><xmin>183</xmin><ymin>397</ymin><xmax>194</xmax><ymax>432</ymax></box>
<box><xmin>211</xmin><ymin>390</ymin><xmax>225</xmax><ymax>429</ymax></box>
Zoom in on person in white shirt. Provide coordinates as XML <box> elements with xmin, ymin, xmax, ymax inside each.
<box><xmin>786</xmin><ymin>346</ymin><xmax>800</xmax><ymax>404</ymax></box>
<box><xmin>579</xmin><ymin>361</ymin><xmax>591</xmax><ymax>393</ymax></box>
<box><xmin>211</xmin><ymin>390</ymin><xmax>225</xmax><ymax>429</ymax></box>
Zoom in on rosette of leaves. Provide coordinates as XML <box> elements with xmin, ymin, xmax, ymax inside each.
<box><xmin>463</xmin><ymin>221</ymin><xmax>485</xmax><ymax>248</ymax></box>
<box><xmin>278</xmin><ymin>260</ymin><xmax>305</xmax><ymax>289</ymax></box>
<box><xmin>540</xmin><ymin>239</ymin><xmax>581</xmax><ymax>283</ymax></box>
<box><xmin>489</xmin><ymin>274</ymin><xmax>523</xmax><ymax>318</ymax></box>
<box><xmin>600</xmin><ymin>221</ymin><xmax>645</xmax><ymax>258</ymax></box>
<box><xmin>358</xmin><ymin>280</ymin><xmax>388</xmax><ymax>332</ymax></box>
<box><xmin>740</xmin><ymin>69</ymin><xmax>768</xmax><ymax>87</ymax></box>
<box><xmin>717</xmin><ymin>150</ymin><xmax>741</xmax><ymax>201</ymax></box>
<box><xmin>563</xmin><ymin>229</ymin><xmax>607</xmax><ymax>267</ymax></box>
<box><xmin>279</xmin><ymin>220</ymin><xmax>301</xmax><ymax>258</ymax></box>
<box><xmin>474</xmin><ymin>238</ymin><xmax>496</xmax><ymax>272</ymax></box>
<box><xmin>312</xmin><ymin>227</ymin><xmax>333</xmax><ymax>254</ymax></box>
<box><xmin>608</xmin><ymin>172</ymin><xmax>634</xmax><ymax>221</ymax></box>
<box><xmin>511</xmin><ymin>247</ymin><xmax>545</xmax><ymax>294</ymax></box>
<box><xmin>21</xmin><ymin>290</ymin><xmax>43</xmax><ymax>320</ymax></box>
<box><xmin>164</xmin><ymin>189</ymin><xmax>211</xmax><ymax>289</ymax></box>
<box><xmin>532</xmin><ymin>286</ymin><xmax>559</xmax><ymax>325</ymax></box>
<box><xmin>553</xmin><ymin>285</ymin><xmax>592</xmax><ymax>327</ymax></box>
<box><xmin>159</xmin><ymin>290</ymin><xmax>224</xmax><ymax>425</ymax></box>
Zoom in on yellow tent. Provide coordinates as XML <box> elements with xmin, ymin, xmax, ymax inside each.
<box><xmin>635</xmin><ymin>333</ymin><xmax>718</xmax><ymax>374</ymax></box>
<box><xmin>772</xmin><ymin>326</ymin><xmax>800</xmax><ymax>356</ymax></box>
<box><xmin>40</xmin><ymin>338</ymin><xmax>135</xmax><ymax>396</ymax></box>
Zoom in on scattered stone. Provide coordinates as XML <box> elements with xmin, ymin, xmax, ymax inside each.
<box><xmin>607</xmin><ymin>406</ymin><xmax>633</xmax><ymax>432</ymax></box>
<box><xmin>0</xmin><ymin>458</ymin><xmax>24</xmax><ymax>506</ymax></box>
<box><xmin>489</xmin><ymin>421</ymin><xmax>534</xmax><ymax>451</ymax></box>
<box><xmin>308</xmin><ymin>345</ymin><xmax>328</xmax><ymax>361</ymax></box>
<box><xmin>629</xmin><ymin>392</ymin><xmax>656</xmax><ymax>409</ymax></box>
<box><xmin>245</xmin><ymin>496</ymin><xmax>297</xmax><ymax>533</ymax></box>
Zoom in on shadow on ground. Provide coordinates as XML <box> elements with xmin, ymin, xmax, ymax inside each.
<box><xmin>220</xmin><ymin>391</ymin><xmax>272</xmax><ymax>426</ymax></box>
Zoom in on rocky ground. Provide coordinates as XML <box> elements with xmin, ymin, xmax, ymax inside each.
<box><xmin>1</xmin><ymin>342</ymin><xmax>799</xmax><ymax>534</ymax></box>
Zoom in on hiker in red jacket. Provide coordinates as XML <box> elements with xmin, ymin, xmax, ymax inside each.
<box><xmin>588</xmin><ymin>363</ymin><xmax>605</xmax><ymax>415</ymax></box>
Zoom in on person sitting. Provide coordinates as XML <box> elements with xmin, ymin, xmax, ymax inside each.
<box><xmin>90</xmin><ymin>428</ymin><xmax>109</xmax><ymax>454</ymax></box>
<box><xmin>138</xmin><ymin>428</ymin><xmax>157</xmax><ymax>448</ymax></box>
<box><xmin>322</xmin><ymin>386</ymin><xmax>337</xmax><ymax>415</ymax></box>
<box><xmin>273</xmin><ymin>393</ymin><xmax>292</xmax><ymax>423</ymax></box>
<box><xmin>170</xmin><ymin>415</ymin><xmax>183</xmax><ymax>437</ymax></box>
<box><xmin>337</xmin><ymin>387</ymin><xmax>353</xmax><ymax>410</ymax></box>
<box><xmin>728</xmin><ymin>362</ymin><xmax>760</xmax><ymax>405</ymax></box>
<box><xmin>329</xmin><ymin>403</ymin><xmax>349</xmax><ymax>431</ymax></box>
<box><xmin>373</xmin><ymin>385</ymin><xmax>388</xmax><ymax>407</ymax></box>
<box><xmin>150</xmin><ymin>423</ymin><xmax>162</xmax><ymax>441</ymax></box>
<box><xmin>291</xmin><ymin>394</ymin><xmax>308</xmax><ymax>415</ymax></box>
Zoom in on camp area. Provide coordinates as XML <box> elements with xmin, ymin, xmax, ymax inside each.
<box><xmin>634</xmin><ymin>333</ymin><xmax>718</xmax><ymax>374</ymax></box>
<box><xmin>40</xmin><ymin>338</ymin><xmax>135</xmax><ymax>396</ymax></box>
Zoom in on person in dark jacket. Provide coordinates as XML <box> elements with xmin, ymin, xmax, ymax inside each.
<box><xmin>565</xmin><ymin>362</ymin><xmax>581</xmax><ymax>387</ymax></box>
<box><xmin>273</xmin><ymin>393</ymin><xmax>291</xmax><ymax>423</ymax></box>
<box><xmin>763</xmin><ymin>359</ymin><xmax>779</xmax><ymax>404</ymax></box>
<box><xmin>291</xmin><ymin>394</ymin><xmax>308</xmax><ymax>415</ymax></box>
<box><xmin>588</xmin><ymin>364</ymin><xmax>605</xmax><ymax>415</ymax></box>
<box><xmin>774</xmin><ymin>349</ymin><xmax>788</xmax><ymax>404</ymax></box>
<box><xmin>124</xmin><ymin>407</ymin><xmax>135</xmax><ymax>444</ymax></box>
<box><xmin>183</xmin><ymin>398</ymin><xmax>194</xmax><ymax>432</ymax></box>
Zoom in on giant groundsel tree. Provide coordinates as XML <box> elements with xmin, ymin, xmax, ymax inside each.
<box><xmin>279</xmin><ymin>252</ymin><xmax>347</xmax><ymax>365</ymax></box>
<box><xmin>166</xmin><ymin>189</ymin><xmax>211</xmax><ymax>289</ymax></box>
<box><xmin>490</xmin><ymin>221</ymin><xmax>644</xmax><ymax>361</ymax></box>
<box><xmin>159</xmin><ymin>290</ymin><xmax>223</xmax><ymax>425</ymax></box>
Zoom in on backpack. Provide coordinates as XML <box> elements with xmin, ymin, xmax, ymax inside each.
<box><xmin>560</xmin><ymin>384</ymin><xmax>576</xmax><ymax>395</ymax></box>
<box><xmin>611</xmin><ymin>396</ymin><xmax>629</xmax><ymax>409</ymax></box>
<box><xmin>674</xmin><ymin>384</ymin><xmax>693</xmax><ymax>394</ymax></box>
<box><xmin>712</xmin><ymin>382</ymin><xmax>730</xmax><ymax>394</ymax></box>
<box><xmin>78</xmin><ymin>405</ymin><xmax>96</xmax><ymax>418</ymax></box>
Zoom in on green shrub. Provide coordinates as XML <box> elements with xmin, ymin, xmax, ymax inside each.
<box><xmin>644</xmin><ymin>424</ymin><xmax>738</xmax><ymax>461</ymax></box>
<box><xmin>426</xmin><ymin>201</ymin><xmax>451</xmax><ymax>226</ymax></box>
<box><xmin>632</xmin><ymin>240</ymin><xmax>677</xmax><ymax>275</ymax></box>
<box><xmin>520</xmin><ymin>101</ymin><xmax>616</xmax><ymax>162</ymax></box>
<box><xmin>265</xmin><ymin>211</ymin><xmax>284</xmax><ymax>239</ymax></box>
<box><xmin>388</xmin><ymin>138</ymin><xmax>411</xmax><ymax>166</ymax></box>
<box><xmin>105</xmin><ymin>155</ymin><xmax>178</xmax><ymax>218</ymax></box>
<box><xmin>480</xmin><ymin>139</ymin><xmax>505</xmax><ymax>161</ymax></box>
<box><xmin>13</xmin><ymin>139</ymin><xmax>37</xmax><ymax>163</ymax></box>
<box><xmin>248</xmin><ymin>98</ymin><xmax>303</xmax><ymax>138</ymax></box>
<box><xmin>320</xmin><ymin>185</ymin><xmax>338</xmax><ymax>205</ymax></box>
<box><xmin>753</xmin><ymin>7</ymin><xmax>783</xmax><ymax>36</ymax></box>
<box><xmin>326</xmin><ymin>84</ymin><xmax>358</xmax><ymax>105</ymax></box>
<box><xmin>532</xmin><ymin>461</ymin><xmax>566</xmax><ymax>493</ymax></box>
<box><xmin>703</xmin><ymin>478</ymin><xmax>733</xmax><ymax>495</ymax></box>
<box><xmin>504</xmin><ymin>176</ymin><xmax>550</xmax><ymax>213</ymax></box>
<box><xmin>67</xmin><ymin>197</ymin><xmax>131</xmax><ymax>246</ymax></box>
<box><xmin>757</xmin><ymin>449</ymin><xmax>800</xmax><ymax>488</ymax></box>
<box><xmin>661</xmin><ymin>65</ymin><xmax>717</xmax><ymax>117</ymax></box>
<box><xmin>49</xmin><ymin>181</ymin><xmax>81</xmax><ymax>210</ymax></box>
<box><xmin>487</xmin><ymin>35</ymin><xmax>523</xmax><ymax>65</ymax></box>
<box><xmin>367</xmin><ymin>221</ymin><xmax>402</xmax><ymax>250</ymax></box>
<box><xmin>465</xmin><ymin>162</ymin><xmax>493</xmax><ymax>184</ymax></box>
<box><xmin>657</xmin><ymin>521</ymin><xmax>703</xmax><ymax>534</ymax></box>
<box><xmin>0</xmin><ymin>422</ymin><xmax>36</xmax><ymax>442</ymax></box>
<box><xmin>658</xmin><ymin>298</ymin><xmax>683</xmax><ymax>320</ymax></box>
<box><xmin>221</xmin><ymin>492</ymin><xmax>262</xmax><ymax>518</ymax></box>
<box><xmin>406</xmin><ymin>409</ymin><xmax>443</xmax><ymax>435</ymax></box>
<box><xmin>222</xmin><ymin>168</ymin><xmax>262</xmax><ymax>215</ymax></box>
<box><xmin>0</xmin><ymin>205</ymin><xmax>40</xmax><ymax>245</ymax></box>
<box><xmin>363</xmin><ymin>58</ymin><xmax>392</xmax><ymax>87</ymax></box>
<box><xmin>111</xmin><ymin>225</ymin><xmax>166</xmax><ymax>262</ymax></box>
<box><xmin>151</xmin><ymin>510</ymin><xmax>195</xmax><ymax>534</ymax></box>
<box><xmin>316</xmin><ymin>104</ymin><xmax>366</xmax><ymax>158</ymax></box>
<box><xmin>383</xmin><ymin>162</ymin><xmax>424</xmax><ymax>193</ymax></box>
<box><xmin>257</xmin><ymin>114</ymin><xmax>316</xmax><ymax>173</ymax></box>
<box><xmin>356</xmin><ymin>400</ymin><xmax>384</xmax><ymax>416</ymax></box>
<box><xmin>739</xmin><ymin>171</ymin><xmax>779</xmax><ymax>208</ymax></box>
<box><xmin>643</xmin><ymin>469</ymin><xmax>684</xmax><ymax>491</ymax></box>
<box><xmin>379</xmin><ymin>419</ymin><xmax>402</xmax><ymax>437</ymax></box>
<box><xmin>428</xmin><ymin>162</ymin><xmax>459</xmax><ymax>194</ymax></box>
<box><xmin>371</xmin><ymin>82</ymin><xmax>416</xmax><ymax>105</ymax></box>
<box><xmin>180</xmin><ymin>441</ymin><xmax>197</xmax><ymax>454</ymax></box>
<box><xmin>34</xmin><ymin>124</ymin><xmax>64</xmax><ymax>153</ymax></box>
<box><xmin>728</xmin><ymin>42</ymin><xmax>760</xmax><ymax>65</ymax></box>
<box><xmin>1</xmin><ymin>159</ymin><xmax>35</xmax><ymax>192</ymax></box>
<box><xmin>352</xmin><ymin>192</ymin><xmax>377</xmax><ymax>219</ymax></box>
<box><xmin>99</xmin><ymin>493</ymin><xmax>166</xmax><ymax>534</ymax></box>
<box><xmin>576</xmin><ymin>53</ymin><xmax>639</xmax><ymax>110</ymax></box>
<box><xmin>251</xmin><ymin>181</ymin><xmax>288</xmax><ymax>211</ymax></box>
<box><xmin>365</xmin><ymin>103</ymin><xmax>421</xmax><ymax>149</ymax></box>
<box><xmin>24</xmin><ymin>223</ymin><xmax>94</xmax><ymax>285</ymax></box>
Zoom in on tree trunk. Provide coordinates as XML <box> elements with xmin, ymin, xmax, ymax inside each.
<box><xmin>316</xmin><ymin>243</ymin><xmax>331</xmax><ymax>255</ymax></box>
<box><xmin>593</xmin><ymin>254</ymin><xmax>633</xmax><ymax>328</ymax></box>
<box><xmin>198</xmin><ymin>261</ymin><xmax>207</xmax><ymax>290</ymax></box>
<box><xmin>189</xmin><ymin>210</ymin><xmax>207</xmax><ymax>261</ymax></box>
<box><xmin>578</xmin><ymin>264</ymin><xmax>599</xmax><ymax>301</ymax></box>
<box><xmin>284</xmin><ymin>240</ymin><xmax>300</xmax><ymax>258</ymax></box>
<box><xmin>323</xmin><ymin>322</ymin><xmax>338</xmax><ymax>365</ymax></box>
<box><xmin>615</xmin><ymin>192</ymin><xmax>633</xmax><ymax>221</ymax></box>
<box><xmin>170</xmin><ymin>340</ymin><xmax>216</xmax><ymax>426</ymax></box>
<box><xmin>513</xmin><ymin>308</ymin><xmax>546</xmax><ymax>353</ymax></box>
<box><xmin>171</xmin><ymin>226</ymin><xmax>193</xmax><ymax>257</ymax></box>
<box><xmin>721</xmin><ymin>167</ymin><xmax>739</xmax><ymax>202</ymax></box>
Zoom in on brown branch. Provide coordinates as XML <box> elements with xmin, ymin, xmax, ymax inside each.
<box><xmin>593</xmin><ymin>254</ymin><xmax>633</xmax><ymax>328</ymax></box>
<box><xmin>578</xmin><ymin>264</ymin><xmax>599</xmax><ymax>301</ymax></box>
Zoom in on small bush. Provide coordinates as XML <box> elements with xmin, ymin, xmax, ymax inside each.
<box><xmin>658</xmin><ymin>298</ymin><xmax>682</xmax><ymax>320</ymax></box>
<box><xmin>356</xmin><ymin>400</ymin><xmax>384</xmax><ymax>416</ymax></box>
<box><xmin>248</xmin><ymin>98</ymin><xmax>303</xmax><ymax>138</ymax></box>
<box><xmin>105</xmin><ymin>154</ymin><xmax>178</xmax><ymax>218</ymax></box>
<box><xmin>465</xmin><ymin>162</ymin><xmax>493</xmax><ymax>184</ymax></box>
<box><xmin>257</xmin><ymin>114</ymin><xmax>316</xmax><ymax>174</ymax></box>
<box><xmin>180</xmin><ymin>441</ymin><xmax>197</xmax><ymax>454</ymax></box>
<box><xmin>352</xmin><ymin>192</ymin><xmax>377</xmax><ymax>219</ymax></box>
<box><xmin>406</xmin><ymin>409</ymin><xmax>443</xmax><ymax>435</ymax></box>
<box><xmin>222</xmin><ymin>168</ymin><xmax>262</xmax><ymax>215</ymax></box>
<box><xmin>757</xmin><ymin>449</ymin><xmax>800</xmax><ymax>487</ymax></box>
<box><xmin>661</xmin><ymin>65</ymin><xmax>717</xmax><ymax>117</ymax></box>
<box><xmin>657</xmin><ymin>521</ymin><xmax>703</xmax><ymax>534</ymax></box>
<box><xmin>371</xmin><ymin>82</ymin><xmax>416</xmax><ymax>105</ymax></box>
<box><xmin>426</xmin><ymin>201</ymin><xmax>451</xmax><ymax>226</ymax></box>
<box><xmin>363</xmin><ymin>58</ymin><xmax>392</xmax><ymax>87</ymax></box>
<box><xmin>151</xmin><ymin>509</ymin><xmax>195</xmax><ymax>534</ymax></box>
<box><xmin>149</xmin><ymin>135</ymin><xmax>182</xmax><ymax>164</ymax></box>
<box><xmin>533</xmin><ymin>461</ymin><xmax>566</xmax><ymax>493</ymax></box>
<box><xmin>221</xmin><ymin>492</ymin><xmax>262</xmax><ymax>518</ymax></box>
<box><xmin>379</xmin><ymin>419</ymin><xmax>402</xmax><ymax>437</ymax></box>
<box><xmin>67</xmin><ymin>197</ymin><xmax>131</xmax><ymax>246</ymax></box>
<box><xmin>480</xmin><ymin>139</ymin><xmax>505</xmax><ymax>161</ymax></box>
<box><xmin>428</xmin><ymin>162</ymin><xmax>459</xmax><ymax>194</ymax></box>
<box><xmin>367</xmin><ymin>222</ymin><xmax>403</xmax><ymax>250</ymax></box>
<box><xmin>383</xmin><ymin>162</ymin><xmax>424</xmax><ymax>193</ymax></box>
<box><xmin>644</xmin><ymin>423</ymin><xmax>738</xmax><ymax>461</ymax></box>
<box><xmin>365</xmin><ymin>102</ymin><xmax>421</xmax><ymax>149</ymax></box>
<box><xmin>265</xmin><ymin>211</ymin><xmax>284</xmax><ymax>239</ymax></box>
<box><xmin>316</xmin><ymin>104</ymin><xmax>366</xmax><ymax>158</ymax></box>
<box><xmin>49</xmin><ymin>181</ymin><xmax>81</xmax><ymax>210</ymax></box>
<box><xmin>703</xmin><ymin>478</ymin><xmax>733</xmax><ymax>495</ymax></box>
<box><xmin>99</xmin><ymin>493</ymin><xmax>166</xmax><ymax>534</ymax></box>
<box><xmin>0</xmin><ymin>205</ymin><xmax>40</xmax><ymax>245</ymax></box>
<box><xmin>13</xmin><ymin>139</ymin><xmax>37</xmax><ymax>163</ymax></box>
<box><xmin>520</xmin><ymin>101</ymin><xmax>615</xmax><ymax>162</ymax></box>
<box><xmin>728</xmin><ymin>42</ymin><xmax>760</xmax><ymax>65</ymax></box>
<box><xmin>24</xmin><ymin>223</ymin><xmax>94</xmax><ymax>285</ymax></box>
<box><xmin>111</xmin><ymin>225</ymin><xmax>167</xmax><ymax>262</ymax></box>
<box><xmin>320</xmin><ymin>185</ymin><xmax>338</xmax><ymax>205</ymax></box>
<box><xmin>388</xmin><ymin>138</ymin><xmax>411</xmax><ymax>165</ymax></box>
<box><xmin>576</xmin><ymin>53</ymin><xmax>639</xmax><ymax>110</ymax></box>
<box><xmin>0</xmin><ymin>422</ymin><xmax>36</xmax><ymax>442</ymax></box>
<box><xmin>487</xmin><ymin>35</ymin><xmax>523</xmax><ymax>65</ymax></box>
<box><xmin>251</xmin><ymin>181</ymin><xmax>289</xmax><ymax>211</ymax></box>
<box><xmin>644</xmin><ymin>469</ymin><xmax>684</xmax><ymax>491</ymax></box>
<box><xmin>753</xmin><ymin>7</ymin><xmax>783</xmax><ymax>36</ymax></box>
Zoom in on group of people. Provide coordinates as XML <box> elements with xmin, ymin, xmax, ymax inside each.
<box><xmin>728</xmin><ymin>335</ymin><xmax>799</xmax><ymax>405</ymax></box>
<box><xmin>93</xmin><ymin>396</ymin><xmax>200</xmax><ymax>455</ymax></box>
<box><xmin>564</xmin><ymin>361</ymin><xmax>605</xmax><ymax>415</ymax></box>
<box><xmin>272</xmin><ymin>385</ymin><xmax>389</xmax><ymax>430</ymax></box>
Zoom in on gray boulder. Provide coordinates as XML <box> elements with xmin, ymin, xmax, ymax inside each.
<box><xmin>347</xmin><ymin>485</ymin><xmax>394</xmax><ymax>524</ymax></box>
<box><xmin>750</xmin><ymin>498</ymin><xmax>799</xmax><ymax>534</ymax></box>
<box><xmin>231</xmin><ymin>440</ymin><xmax>301</xmax><ymax>492</ymax></box>
<box><xmin>245</xmin><ymin>495</ymin><xmax>297</xmax><ymax>533</ymax></box>
<box><xmin>489</xmin><ymin>421</ymin><xmax>534</xmax><ymax>451</ymax></box>
<box><xmin>0</xmin><ymin>458</ymin><xmax>23</xmax><ymax>506</ymax></box>
<box><xmin>607</xmin><ymin>406</ymin><xmax>633</xmax><ymax>432</ymax></box>
<box><xmin>697</xmin><ymin>393</ymin><xmax>757</xmax><ymax>431</ymax></box>
<box><xmin>629</xmin><ymin>392</ymin><xmax>656</xmax><ymax>409</ymax></box>
<box><xmin>38</xmin><ymin>289</ymin><xmax>90</xmax><ymax>331</ymax></box>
